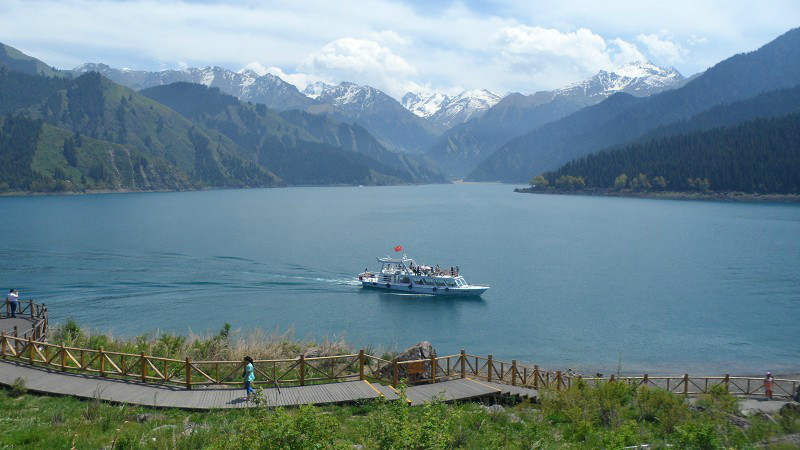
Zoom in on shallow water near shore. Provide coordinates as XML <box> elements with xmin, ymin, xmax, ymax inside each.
<box><xmin>0</xmin><ymin>183</ymin><xmax>798</xmax><ymax>375</ymax></box>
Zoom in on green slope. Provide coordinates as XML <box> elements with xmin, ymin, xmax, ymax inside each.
<box><xmin>0</xmin><ymin>42</ymin><xmax>65</xmax><ymax>78</ymax></box>
<box><xmin>542</xmin><ymin>113</ymin><xmax>800</xmax><ymax>193</ymax></box>
<box><xmin>0</xmin><ymin>116</ymin><xmax>193</xmax><ymax>192</ymax></box>
<box><xmin>140</xmin><ymin>82</ymin><xmax>446</xmax><ymax>185</ymax></box>
<box><xmin>22</xmin><ymin>72</ymin><xmax>282</xmax><ymax>189</ymax></box>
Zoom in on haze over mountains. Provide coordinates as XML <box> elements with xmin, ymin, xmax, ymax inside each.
<box><xmin>1</xmin><ymin>27</ymin><xmax>799</xmax><ymax>195</ymax></box>
<box><xmin>467</xmin><ymin>27</ymin><xmax>800</xmax><ymax>183</ymax></box>
<box><xmin>425</xmin><ymin>61</ymin><xmax>688</xmax><ymax>177</ymax></box>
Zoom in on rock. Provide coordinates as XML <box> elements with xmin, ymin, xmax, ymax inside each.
<box><xmin>780</xmin><ymin>402</ymin><xmax>800</xmax><ymax>416</ymax></box>
<box><xmin>303</xmin><ymin>347</ymin><xmax>328</xmax><ymax>358</ymax></box>
<box><xmin>183</xmin><ymin>422</ymin><xmax>209</xmax><ymax>437</ymax></box>
<box><xmin>482</xmin><ymin>404</ymin><xmax>505</xmax><ymax>414</ymax></box>
<box><xmin>767</xmin><ymin>433</ymin><xmax>800</xmax><ymax>446</ymax></box>
<box><xmin>727</xmin><ymin>414</ymin><xmax>750</xmax><ymax>430</ymax></box>
<box><xmin>130</xmin><ymin>413</ymin><xmax>165</xmax><ymax>423</ymax></box>
<box><xmin>507</xmin><ymin>413</ymin><xmax>523</xmax><ymax>424</ymax></box>
<box><xmin>376</xmin><ymin>341</ymin><xmax>446</xmax><ymax>384</ymax></box>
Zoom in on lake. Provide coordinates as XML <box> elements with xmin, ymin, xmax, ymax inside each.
<box><xmin>1</xmin><ymin>184</ymin><xmax>798</xmax><ymax>375</ymax></box>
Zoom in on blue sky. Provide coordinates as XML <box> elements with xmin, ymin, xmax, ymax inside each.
<box><xmin>0</xmin><ymin>0</ymin><xmax>797</xmax><ymax>98</ymax></box>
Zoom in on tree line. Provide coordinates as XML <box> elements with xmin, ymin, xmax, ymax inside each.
<box><xmin>533</xmin><ymin>114</ymin><xmax>800</xmax><ymax>194</ymax></box>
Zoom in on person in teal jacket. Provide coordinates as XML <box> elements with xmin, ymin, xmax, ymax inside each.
<box><xmin>243</xmin><ymin>356</ymin><xmax>255</xmax><ymax>400</ymax></box>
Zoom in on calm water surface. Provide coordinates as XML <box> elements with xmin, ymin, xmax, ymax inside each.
<box><xmin>1</xmin><ymin>184</ymin><xmax>798</xmax><ymax>374</ymax></box>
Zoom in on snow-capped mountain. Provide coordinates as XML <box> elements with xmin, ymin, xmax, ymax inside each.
<box><xmin>402</xmin><ymin>89</ymin><xmax>502</xmax><ymax>128</ymax></box>
<box><xmin>423</xmin><ymin>61</ymin><xmax>686</xmax><ymax>177</ymax></box>
<box><xmin>550</xmin><ymin>61</ymin><xmax>685</xmax><ymax>104</ymax></box>
<box><xmin>401</xmin><ymin>92</ymin><xmax>449</xmax><ymax>118</ymax></box>
<box><xmin>301</xmin><ymin>81</ymin><xmax>442</xmax><ymax>153</ymax></box>
<box><xmin>302</xmin><ymin>81</ymin><xmax>330</xmax><ymax>99</ymax></box>
<box><xmin>72</xmin><ymin>63</ymin><xmax>313</xmax><ymax>110</ymax></box>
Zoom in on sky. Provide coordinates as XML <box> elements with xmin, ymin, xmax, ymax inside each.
<box><xmin>0</xmin><ymin>0</ymin><xmax>797</xmax><ymax>99</ymax></box>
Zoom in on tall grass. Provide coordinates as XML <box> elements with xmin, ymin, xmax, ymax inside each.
<box><xmin>49</xmin><ymin>319</ymin><xmax>354</xmax><ymax>361</ymax></box>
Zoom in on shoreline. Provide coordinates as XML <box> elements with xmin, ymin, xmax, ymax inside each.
<box><xmin>514</xmin><ymin>187</ymin><xmax>800</xmax><ymax>204</ymax></box>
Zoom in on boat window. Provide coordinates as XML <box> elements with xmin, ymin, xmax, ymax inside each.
<box><xmin>399</xmin><ymin>277</ymin><xmax>410</xmax><ymax>284</ymax></box>
<box><xmin>434</xmin><ymin>279</ymin><xmax>446</xmax><ymax>287</ymax></box>
<box><xmin>446</xmin><ymin>279</ymin><xmax>457</xmax><ymax>287</ymax></box>
<box><xmin>422</xmin><ymin>279</ymin><xmax>432</xmax><ymax>286</ymax></box>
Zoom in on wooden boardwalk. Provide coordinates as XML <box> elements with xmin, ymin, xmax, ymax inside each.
<box><xmin>0</xmin><ymin>360</ymin><xmax>536</xmax><ymax>409</ymax></box>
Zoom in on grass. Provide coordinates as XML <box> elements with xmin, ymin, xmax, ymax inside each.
<box><xmin>1</xmin><ymin>378</ymin><xmax>798</xmax><ymax>449</ymax></box>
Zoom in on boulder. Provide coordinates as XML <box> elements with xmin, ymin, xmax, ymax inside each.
<box><xmin>303</xmin><ymin>347</ymin><xmax>328</xmax><ymax>358</ymax></box>
<box><xmin>377</xmin><ymin>341</ymin><xmax>446</xmax><ymax>383</ymax></box>
<box><xmin>780</xmin><ymin>402</ymin><xmax>800</xmax><ymax>416</ymax></box>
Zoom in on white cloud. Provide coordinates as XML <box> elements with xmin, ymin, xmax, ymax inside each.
<box><xmin>636</xmin><ymin>34</ymin><xmax>687</xmax><ymax>64</ymax></box>
<box><xmin>0</xmin><ymin>0</ymin><xmax>796</xmax><ymax>98</ymax></box>
<box><xmin>298</xmin><ymin>37</ymin><xmax>417</xmax><ymax>96</ymax></box>
<box><xmin>369</xmin><ymin>30</ymin><xmax>411</xmax><ymax>46</ymax></box>
<box><xmin>489</xmin><ymin>26</ymin><xmax>647</xmax><ymax>88</ymax></box>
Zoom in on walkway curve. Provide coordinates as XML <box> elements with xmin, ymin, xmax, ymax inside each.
<box><xmin>0</xmin><ymin>360</ymin><xmax>536</xmax><ymax>409</ymax></box>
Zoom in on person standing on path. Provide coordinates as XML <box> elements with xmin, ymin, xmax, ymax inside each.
<box><xmin>6</xmin><ymin>289</ymin><xmax>18</xmax><ymax>318</ymax></box>
<box><xmin>764</xmin><ymin>372</ymin><xmax>774</xmax><ymax>400</ymax></box>
<box><xmin>243</xmin><ymin>356</ymin><xmax>255</xmax><ymax>401</ymax></box>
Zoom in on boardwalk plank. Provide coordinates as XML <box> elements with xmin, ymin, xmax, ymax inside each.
<box><xmin>0</xmin><ymin>361</ymin><xmax>509</xmax><ymax>410</ymax></box>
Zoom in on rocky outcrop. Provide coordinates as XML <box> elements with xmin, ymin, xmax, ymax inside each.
<box><xmin>377</xmin><ymin>341</ymin><xmax>446</xmax><ymax>383</ymax></box>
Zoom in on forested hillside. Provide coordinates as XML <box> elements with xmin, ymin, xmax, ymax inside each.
<box><xmin>141</xmin><ymin>82</ymin><xmax>445</xmax><ymax>184</ymax></box>
<box><xmin>469</xmin><ymin>27</ymin><xmax>800</xmax><ymax>182</ymax></box>
<box><xmin>540</xmin><ymin>114</ymin><xmax>800</xmax><ymax>193</ymax></box>
<box><xmin>0</xmin><ymin>115</ymin><xmax>193</xmax><ymax>192</ymax></box>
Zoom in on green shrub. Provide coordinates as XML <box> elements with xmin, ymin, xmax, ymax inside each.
<box><xmin>10</xmin><ymin>377</ymin><xmax>27</xmax><ymax>398</ymax></box>
<box><xmin>228</xmin><ymin>404</ymin><xmax>337</xmax><ymax>449</ymax></box>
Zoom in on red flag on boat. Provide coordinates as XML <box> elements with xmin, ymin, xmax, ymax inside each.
<box><xmin>394</xmin><ymin>245</ymin><xmax>403</xmax><ymax>252</ymax></box>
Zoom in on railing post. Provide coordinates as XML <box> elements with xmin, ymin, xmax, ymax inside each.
<box><xmin>0</xmin><ymin>332</ymin><xmax>5</xmax><ymax>359</ymax></box>
<box><xmin>609</xmin><ymin>374</ymin><xmax>615</xmax><ymax>383</ymax></box>
<box><xmin>512</xmin><ymin>360</ymin><xmax>517</xmax><ymax>386</ymax></box>
<box><xmin>358</xmin><ymin>349</ymin><xmax>365</xmax><ymax>381</ymax></box>
<box><xmin>683</xmin><ymin>374</ymin><xmax>689</xmax><ymax>396</ymax></box>
<box><xmin>13</xmin><ymin>326</ymin><xmax>17</xmax><ymax>338</ymax></box>
<box><xmin>556</xmin><ymin>371</ymin><xmax>562</xmax><ymax>391</ymax></box>
<box><xmin>724</xmin><ymin>374</ymin><xmax>730</xmax><ymax>393</ymax></box>
<box><xmin>430</xmin><ymin>354</ymin><xmax>437</xmax><ymax>383</ymax></box>
<box><xmin>29</xmin><ymin>299</ymin><xmax>34</xmax><ymax>318</ymax></box>
<box><xmin>533</xmin><ymin>365</ymin><xmax>539</xmax><ymax>390</ymax></box>
<box><xmin>99</xmin><ymin>347</ymin><xmax>105</xmax><ymax>377</ymax></box>
<box><xmin>60</xmin><ymin>344</ymin><xmax>66</xmax><ymax>371</ymax></box>
<box><xmin>392</xmin><ymin>359</ymin><xmax>398</xmax><ymax>388</ymax></box>
<box><xmin>460</xmin><ymin>350</ymin><xmax>466</xmax><ymax>379</ymax></box>
<box><xmin>643</xmin><ymin>373</ymin><xmax>648</xmax><ymax>387</ymax></box>
<box><xmin>299</xmin><ymin>354</ymin><xmax>305</xmax><ymax>386</ymax></box>
<box><xmin>28</xmin><ymin>337</ymin><xmax>34</xmax><ymax>365</ymax></box>
<box><xmin>80</xmin><ymin>349</ymin><xmax>85</xmax><ymax>369</ymax></box>
<box><xmin>185</xmin><ymin>358</ymin><xmax>192</xmax><ymax>389</ymax></box>
<box><xmin>487</xmin><ymin>354</ymin><xmax>493</xmax><ymax>382</ymax></box>
<box><xmin>141</xmin><ymin>352</ymin><xmax>147</xmax><ymax>382</ymax></box>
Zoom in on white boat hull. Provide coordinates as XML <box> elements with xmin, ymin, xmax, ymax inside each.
<box><xmin>361</xmin><ymin>280</ymin><xmax>488</xmax><ymax>296</ymax></box>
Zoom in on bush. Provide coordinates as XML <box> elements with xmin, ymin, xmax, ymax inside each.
<box><xmin>228</xmin><ymin>404</ymin><xmax>338</xmax><ymax>449</ymax></box>
<box><xmin>10</xmin><ymin>377</ymin><xmax>27</xmax><ymax>398</ymax></box>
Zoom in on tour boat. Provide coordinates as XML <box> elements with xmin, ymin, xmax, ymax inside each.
<box><xmin>357</xmin><ymin>254</ymin><xmax>489</xmax><ymax>296</ymax></box>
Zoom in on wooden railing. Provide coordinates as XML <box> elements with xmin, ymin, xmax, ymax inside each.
<box><xmin>0</xmin><ymin>300</ymin><xmax>48</xmax><ymax>342</ymax></box>
<box><xmin>0</xmin><ymin>325</ymin><xmax>796</xmax><ymax>399</ymax></box>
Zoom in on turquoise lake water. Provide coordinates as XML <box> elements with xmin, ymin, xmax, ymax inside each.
<box><xmin>0</xmin><ymin>184</ymin><xmax>798</xmax><ymax>374</ymax></box>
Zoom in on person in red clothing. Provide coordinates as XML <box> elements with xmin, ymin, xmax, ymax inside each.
<box><xmin>764</xmin><ymin>372</ymin><xmax>774</xmax><ymax>399</ymax></box>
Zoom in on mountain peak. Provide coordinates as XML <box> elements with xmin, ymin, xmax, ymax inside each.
<box><xmin>402</xmin><ymin>88</ymin><xmax>501</xmax><ymax>128</ymax></box>
<box><xmin>613</xmin><ymin>60</ymin><xmax>680</xmax><ymax>79</ymax></box>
